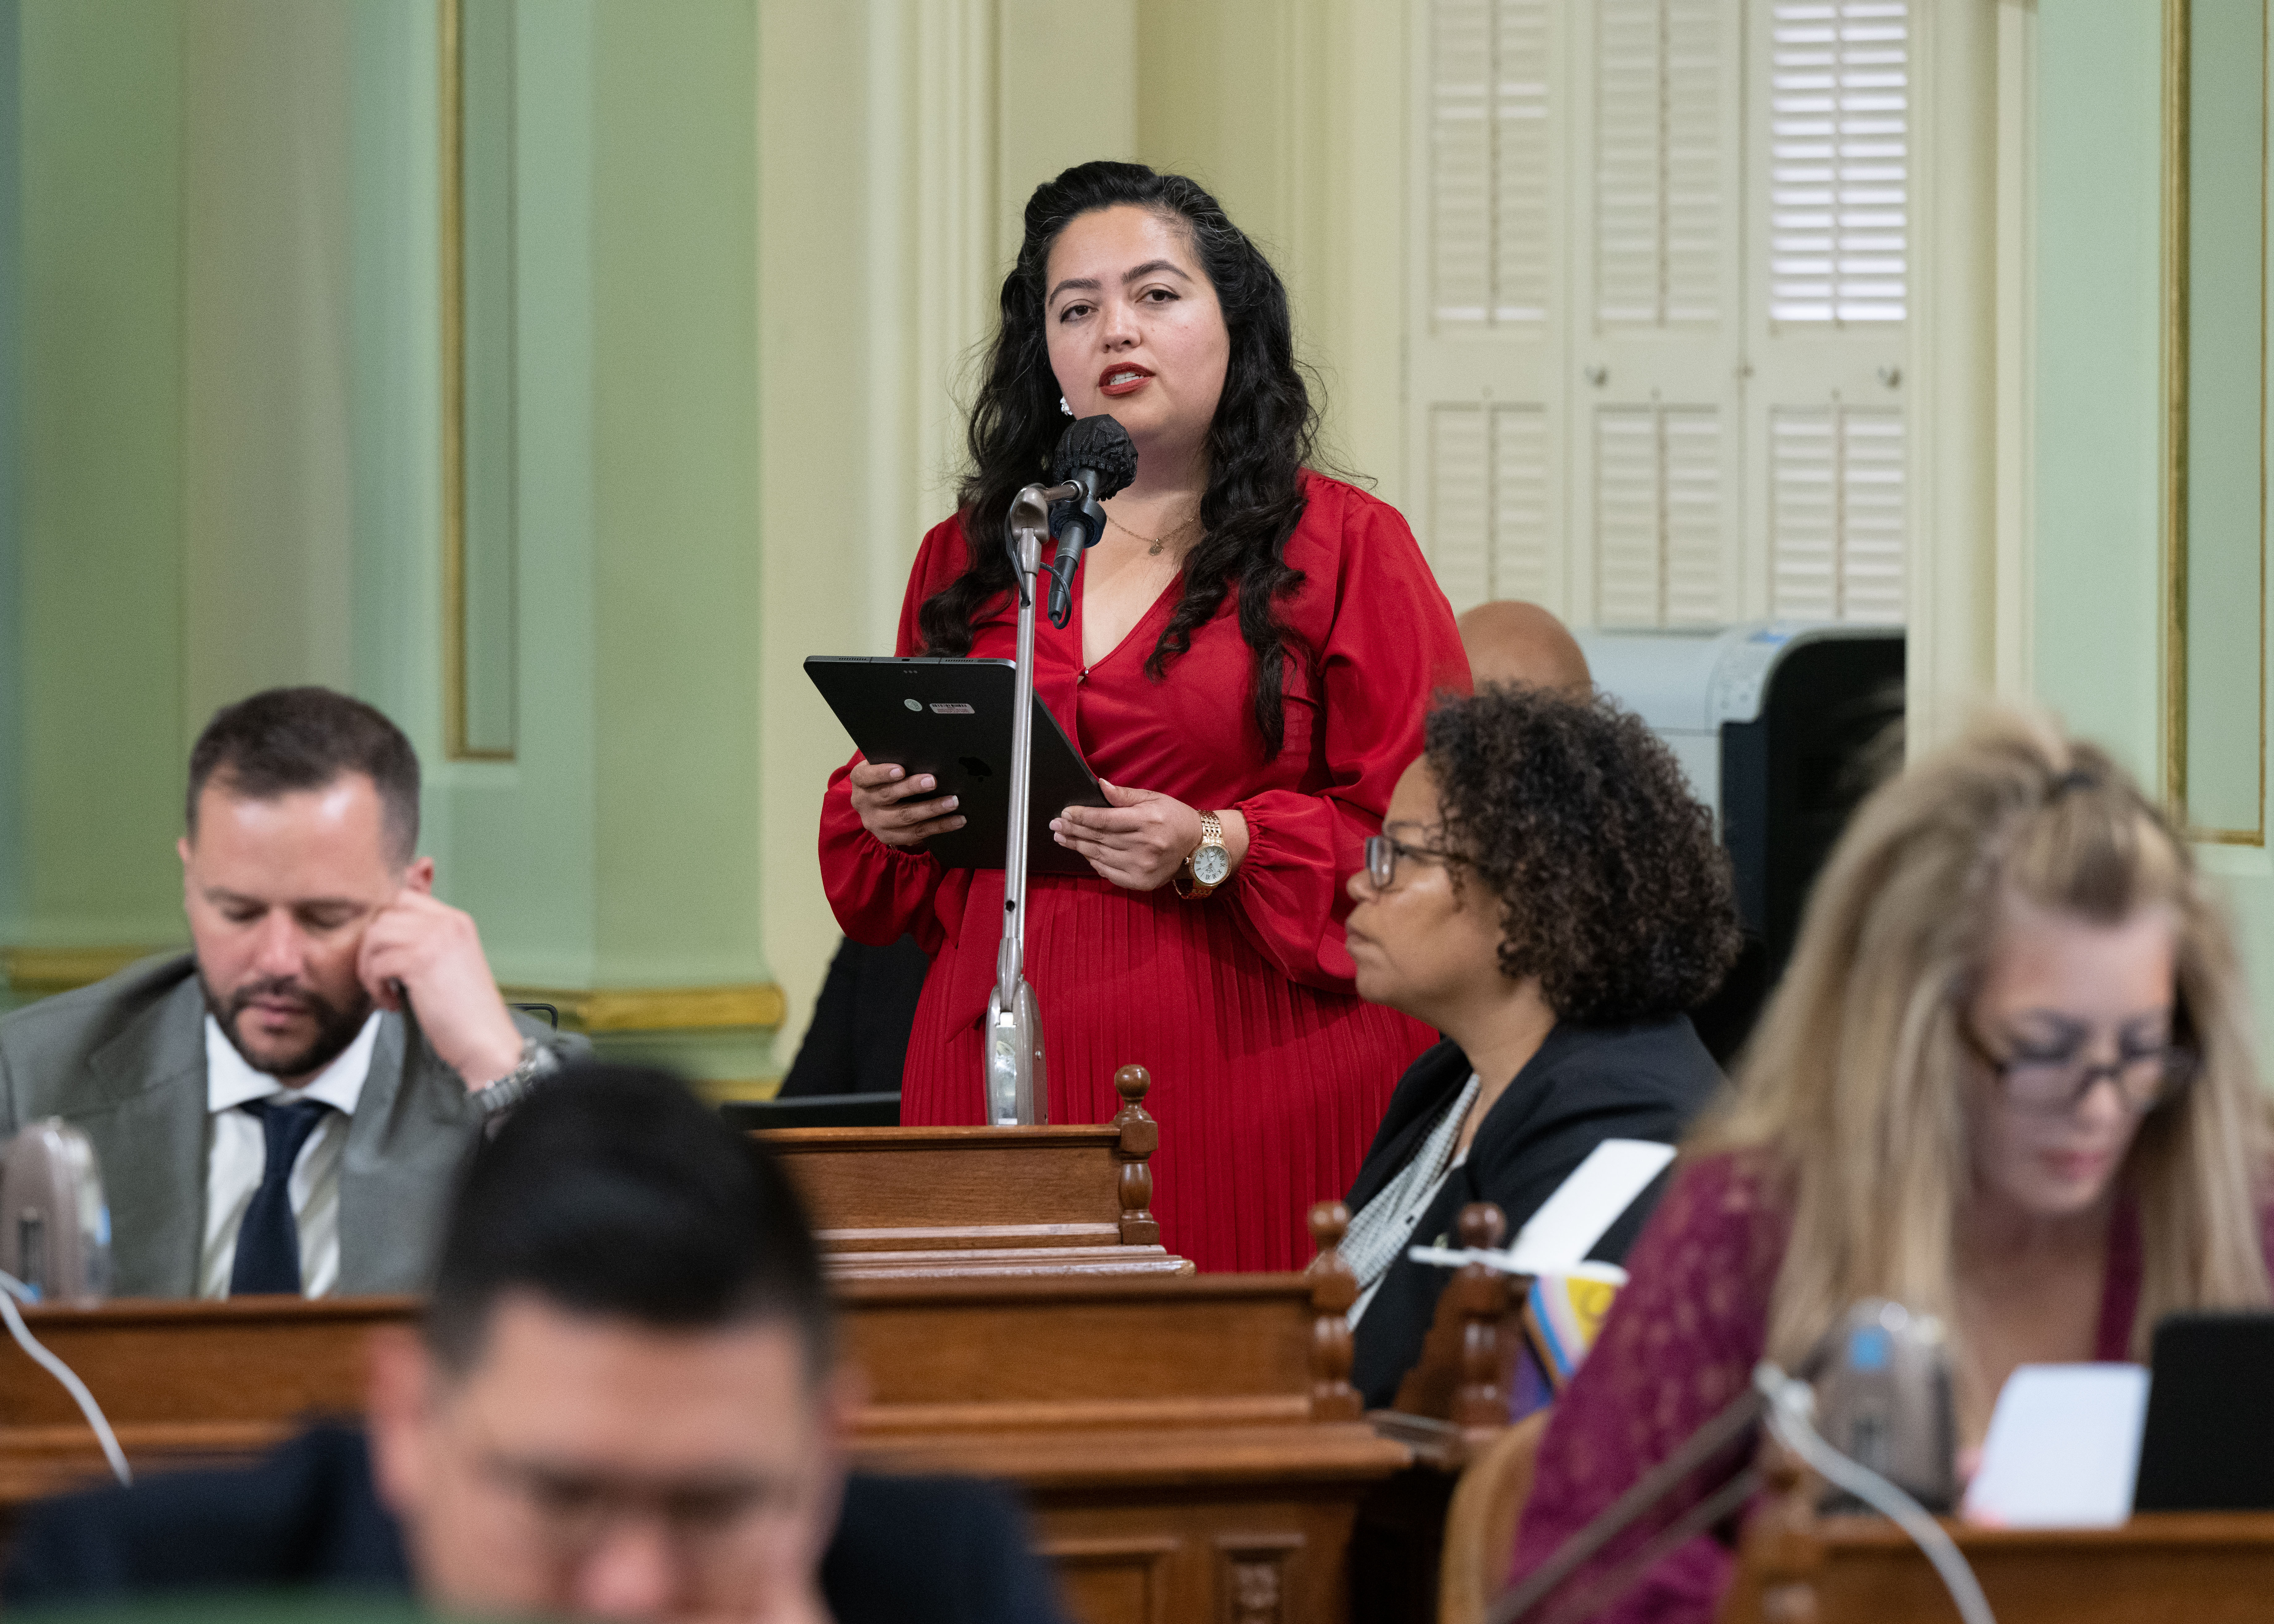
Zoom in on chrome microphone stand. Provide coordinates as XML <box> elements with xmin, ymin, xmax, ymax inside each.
<box><xmin>985</xmin><ymin>480</ymin><xmax>1075</xmax><ymax>1125</ymax></box>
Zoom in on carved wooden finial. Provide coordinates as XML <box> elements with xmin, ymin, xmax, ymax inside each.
<box><xmin>1109</xmin><ymin>1064</ymin><xmax>1160</xmax><ymax>1247</ymax></box>
<box><xmin>1306</xmin><ymin>1200</ymin><xmax>1361</xmax><ymax>1420</ymax></box>
<box><xmin>1451</xmin><ymin>1202</ymin><xmax>1516</xmax><ymax>1427</ymax></box>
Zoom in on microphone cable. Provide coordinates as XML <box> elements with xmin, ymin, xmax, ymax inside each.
<box><xmin>1495</xmin><ymin>1358</ymin><xmax>1996</xmax><ymax>1624</ymax></box>
<box><xmin>0</xmin><ymin>1270</ymin><xmax>129</xmax><ymax>1485</ymax></box>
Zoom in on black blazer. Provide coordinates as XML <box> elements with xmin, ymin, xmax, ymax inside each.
<box><xmin>1346</xmin><ymin>1019</ymin><xmax>1722</xmax><ymax>1409</ymax></box>
<box><xmin>1</xmin><ymin>1425</ymin><xmax>1070</xmax><ymax>1624</ymax></box>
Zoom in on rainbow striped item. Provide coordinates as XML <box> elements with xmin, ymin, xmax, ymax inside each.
<box><xmin>1525</xmin><ymin>1271</ymin><xmax>1624</xmax><ymax>1392</ymax></box>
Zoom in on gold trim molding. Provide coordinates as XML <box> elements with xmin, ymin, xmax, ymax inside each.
<box><xmin>439</xmin><ymin>0</ymin><xmax>508</xmax><ymax>764</ymax></box>
<box><xmin>0</xmin><ymin>949</ymin><xmax>784</xmax><ymax>1036</ymax></box>
<box><xmin>2163</xmin><ymin>0</ymin><xmax>2192</xmax><ymax>821</ymax></box>
<box><xmin>2161</xmin><ymin>0</ymin><xmax>2271</xmax><ymax>846</ymax></box>
<box><xmin>0</xmin><ymin>946</ymin><xmax>177</xmax><ymax>997</ymax></box>
<box><xmin>501</xmin><ymin>983</ymin><xmax>788</xmax><ymax>1034</ymax></box>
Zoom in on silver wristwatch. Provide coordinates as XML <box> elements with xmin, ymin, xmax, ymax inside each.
<box><xmin>472</xmin><ymin>1037</ymin><xmax>563</xmax><ymax>1118</ymax></box>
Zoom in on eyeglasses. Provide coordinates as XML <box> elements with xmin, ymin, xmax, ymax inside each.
<box><xmin>1963</xmin><ymin>1024</ymin><xmax>2198</xmax><ymax>1116</ymax></box>
<box><xmin>461</xmin><ymin>1424</ymin><xmax>814</xmax><ymax>1563</ymax></box>
<box><xmin>1362</xmin><ymin>833</ymin><xmax>1469</xmax><ymax>892</ymax></box>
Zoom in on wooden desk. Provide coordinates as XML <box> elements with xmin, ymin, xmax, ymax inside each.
<box><xmin>0</xmin><ymin>1295</ymin><xmax>410</xmax><ymax>1506</ymax></box>
<box><xmin>761</xmin><ymin>1064</ymin><xmax>1193</xmax><ymax>1280</ymax></box>
<box><xmin>1721</xmin><ymin>1511</ymin><xmax>2274</xmax><ymax>1624</ymax></box>
<box><xmin>0</xmin><ymin>1208</ymin><xmax>1407</xmax><ymax>1624</ymax></box>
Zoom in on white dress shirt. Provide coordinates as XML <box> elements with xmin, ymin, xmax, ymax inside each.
<box><xmin>199</xmin><ymin>1012</ymin><xmax>382</xmax><ymax>1300</ymax></box>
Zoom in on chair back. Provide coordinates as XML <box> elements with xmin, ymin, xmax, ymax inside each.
<box><xmin>1437</xmin><ymin>1407</ymin><xmax>1550</xmax><ymax>1624</ymax></box>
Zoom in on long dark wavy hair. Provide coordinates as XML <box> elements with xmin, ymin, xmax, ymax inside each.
<box><xmin>917</xmin><ymin>161</ymin><xmax>1319</xmax><ymax>756</ymax></box>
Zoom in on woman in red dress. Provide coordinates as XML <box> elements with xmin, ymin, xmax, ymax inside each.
<box><xmin>818</xmin><ymin>162</ymin><xmax>1466</xmax><ymax>1271</ymax></box>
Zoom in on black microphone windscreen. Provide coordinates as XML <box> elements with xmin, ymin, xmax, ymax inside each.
<box><xmin>1049</xmin><ymin>415</ymin><xmax>1139</xmax><ymax>498</ymax></box>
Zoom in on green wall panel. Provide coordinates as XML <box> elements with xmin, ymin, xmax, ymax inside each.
<box><xmin>17</xmin><ymin>0</ymin><xmax>186</xmax><ymax>948</ymax></box>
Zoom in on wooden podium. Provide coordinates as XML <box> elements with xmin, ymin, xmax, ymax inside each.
<box><xmin>761</xmin><ymin>1064</ymin><xmax>1194</xmax><ymax>1280</ymax></box>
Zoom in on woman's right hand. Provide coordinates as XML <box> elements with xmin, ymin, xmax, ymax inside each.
<box><xmin>847</xmin><ymin>761</ymin><xmax>966</xmax><ymax>848</ymax></box>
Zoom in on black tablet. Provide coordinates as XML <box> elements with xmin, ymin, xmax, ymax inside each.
<box><xmin>2134</xmin><ymin>1310</ymin><xmax>2274</xmax><ymax>1511</ymax></box>
<box><xmin>720</xmin><ymin>1093</ymin><xmax>902</xmax><ymax>1131</ymax></box>
<box><xmin>806</xmin><ymin>655</ymin><xmax>1109</xmax><ymax>875</ymax></box>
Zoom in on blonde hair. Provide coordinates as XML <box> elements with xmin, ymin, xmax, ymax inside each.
<box><xmin>1696</xmin><ymin>707</ymin><xmax>2272</xmax><ymax>1364</ymax></box>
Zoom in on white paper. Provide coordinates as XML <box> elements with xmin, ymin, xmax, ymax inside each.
<box><xmin>1502</xmin><ymin>1139</ymin><xmax>1678</xmax><ymax>1277</ymax></box>
<box><xmin>1964</xmin><ymin>1363</ymin><xmax>2150</xmax><ymax>1529</ymax></box>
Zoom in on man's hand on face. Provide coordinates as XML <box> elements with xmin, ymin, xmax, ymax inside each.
<box><xmin>356</xmin><ymin>889</ymin><xmax>528</xmax><ymax>1091</ymax></box>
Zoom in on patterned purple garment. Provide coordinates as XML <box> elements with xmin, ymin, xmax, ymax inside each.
<box><xmin>1505</xmin><ymin>1151</ymin><xmax>2161</xmax><ymax>1624</ymax></box>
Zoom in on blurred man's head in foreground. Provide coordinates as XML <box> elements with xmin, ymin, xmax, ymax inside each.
<box><xmin>366</xmin><ymin>1064</ymin><xmax>850</xmax><ymax>1624</ymax></box>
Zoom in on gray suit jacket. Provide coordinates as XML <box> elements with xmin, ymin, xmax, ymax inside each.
<box><xmin>0</xmin><ymin>953</ymin><xmax>582</xmax><ymax>1299</ymax></box>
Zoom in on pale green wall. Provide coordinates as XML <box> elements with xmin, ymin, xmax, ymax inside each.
<box><xmin>2034</xmin><ymin>0</ymin><xmax>2164</xmax><ymax>775</ymax></box>
<box><xmin>15</xmin><ymin>0</ymin><xmax>186</xmax><ymax>950</ymax></box>
<box><xmin>590</xmin><ymin>0</ymin><xmax>761</xmax><ymax>992</ymax></box>
<box><xmin>0</xmin><ymin>0</ymin><xmax>772</xmax><ymax>1079</ymax></box>
<box><xmin>2034</xmin><ymin>0</ymin><xmax>2274</xmax><ymax>1035</ymax></box>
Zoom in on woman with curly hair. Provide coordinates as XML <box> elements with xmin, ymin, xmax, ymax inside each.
<box><xmin>1339</xmin><ymin>684</ymin><xmax>1741</xmax><ymax>1406</ymax></box>
<box><xmin>817</xmin><ymin>162</ymin><xmax>1466</xmax><ymax>1271</ymax></box>
<box><xmin>1508</xmin><ymin>710</ymin><xmax>2274</xmax><ymax>1622</ymax></box>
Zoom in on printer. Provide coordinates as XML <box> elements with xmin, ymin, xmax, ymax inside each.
<box><xmin>1573</xmin><ymin>622</ymin><xmax>1904</xmax><ymax>1057</ymax></box>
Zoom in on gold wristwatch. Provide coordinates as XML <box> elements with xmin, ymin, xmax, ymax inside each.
<box><xmin>1175</xmin><ymin>812</ymin><xmax>1231</xmax><ymax>899</ymax></box>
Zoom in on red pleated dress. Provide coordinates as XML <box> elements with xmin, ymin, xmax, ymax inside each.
<box><xmin>818</xmin><ymin>474</ymin><xmax>1470</xmax><ymax>1272</ymax></box>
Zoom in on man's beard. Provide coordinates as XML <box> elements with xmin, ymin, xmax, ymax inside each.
<box><xmin>200</xmin><ymin>970</ymin><xmax>375</xmax><ymax>1081</ymax></box>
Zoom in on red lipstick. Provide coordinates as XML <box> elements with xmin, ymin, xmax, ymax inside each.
<box><xmin>1098</xmin><ymin>363</ymin><xmax>1153</xmax><ymax>397</ymax></box>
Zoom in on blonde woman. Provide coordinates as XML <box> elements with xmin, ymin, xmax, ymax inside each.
<box><xmin>1507</xmin><ymin>709</ymin><xmax>2274</xmax><ymax>1622</ymax></box>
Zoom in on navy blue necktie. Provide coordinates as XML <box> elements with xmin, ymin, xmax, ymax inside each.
<box><xmin>228</xmin><ymin>1098</ymin><xmax>333</xmax><ymax>1297</ymax></box>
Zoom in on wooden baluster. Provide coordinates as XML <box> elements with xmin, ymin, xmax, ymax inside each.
<box><xmin>1109</xmin><ymin>1064</ymin><xmax>1161</xmax><ymax>1246</ymax></box>
<box><xmin>1306</xmin><ymin>1200</ymin><xmax>1362</xmax><ymax>1420</ymax></box>
<box><xmin>1450</xmin><ymin>1202</ymin><xmax>1514</xmax><ymax>1428</ymax></box>
<box><xmin>1726</xmin><ymin>1436</ymin><xmax>1822</xmax><ymax>1624</ymax></box>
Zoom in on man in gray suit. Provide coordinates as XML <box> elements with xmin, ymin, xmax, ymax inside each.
<box><xmin>0</xmin><ymin>687</ymin><xmax>582</xmax><ymax>1299</ymax></box>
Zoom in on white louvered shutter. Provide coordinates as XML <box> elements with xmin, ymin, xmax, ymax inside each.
<box><xmin>1572</xmin><ymin>0</ymin><xmax>1741</xmax><ymax>626</ymax></box>
<box><xmin>1404</xmin><ymin>0</ymin><xmax>1912</xmax><ymax>631</ymax></box>
<box><xmin>1746</xmin><ymin>0</ymin><xmax>1911</xmax><ymax>621</ymax></box>
<box><xmin>1409</xmin><ymin>0</ymin><xmax>1565</xmax><ymax>616</ymax></box>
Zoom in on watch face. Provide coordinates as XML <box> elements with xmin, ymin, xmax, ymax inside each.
<box><xmin>1192</xmin><ymin>843</ymin><xmax>1232</xmax><ymax>886</ymax></box>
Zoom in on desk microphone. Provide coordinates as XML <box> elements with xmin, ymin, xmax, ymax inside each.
<box><xmin>1042</xmin><ymin>416</ymin><xmax>1139</xmax><ymax>629</ymax></box>
<box><xmin>0</xmin><ymin>1119</ymin><xmax>128</xmax><ymax>1485</ymax></box>
<box><xmin>1489</xmin><ymin>1297</ymin><xmax>1961</xmax><ymax>1624</ymax></box>
<box><xmin>0</xmin><ymin>1118</ymin><xmax>111</xmax><ymax>1305</ymax></box>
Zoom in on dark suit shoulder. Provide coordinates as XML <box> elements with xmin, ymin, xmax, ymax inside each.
<box><xmin>1473</xmin><ymin>1017</ymin><xmax>1720</xmax><ymax>1156</ymax></box>
<box><xmin>823</xmin><ymin>1473</ymin><xmax>1069</xmax><ymax>1624</ymax></box>
<box><xmin>1</xmin><ymin>1425</ymin><xmax>409</xmax><ymax>1605</ymax></box>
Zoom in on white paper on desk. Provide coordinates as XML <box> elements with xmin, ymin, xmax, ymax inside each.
<box><xmin>1963</xmin><ymin>1363</ymin><xmax>2150</xmax><ymax>1529</ymax></box>
<box><xmin>1502</xmin><ymin>1139</ymin><xmax>1678</xmax><ymax>1276</ymax></box>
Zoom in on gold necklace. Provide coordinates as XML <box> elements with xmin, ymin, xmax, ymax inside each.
<box><xmin>1106</xmin><ymin>510</ymin><xmax>1199</xmax><ymax>557</ymax></box>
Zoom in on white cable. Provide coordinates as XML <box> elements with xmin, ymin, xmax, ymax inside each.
<box><xmin>1753</xmin><ymin>1362</ymin><xmax>1989</xmax><ymax>1624</ymax></box>
<box><xmin>0</xmin><ymin>1271</ymin><xmax>129</xmax><ymax>1485</ymax></box>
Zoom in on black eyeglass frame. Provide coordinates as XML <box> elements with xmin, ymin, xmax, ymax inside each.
<box><xmin>1361</xmin><ymin>833</ymin><xmax>1471</xmax><ymax>891</ymax></box>
<box><xmin>1960</xmin><ymin>1021</ymin><xmax>2200</xmax><ymax>1117</ymax></box>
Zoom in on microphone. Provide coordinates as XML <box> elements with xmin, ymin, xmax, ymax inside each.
<box><xmin>1043</xmin><ymin>415</ymin><xmax>1138</xmax><ymax>629</ymax></box>
<box><xmin>0</xmin><ymin>1118</ymin><xmax>112</xmax><ymax>1304</ymax></box>
<box><xmin>1488</xmin><ymin>1297</ymin><xmax>1956</xmax><ymax>1622</ymax></box>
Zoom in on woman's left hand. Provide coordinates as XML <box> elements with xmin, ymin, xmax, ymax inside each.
<box><xmin>1054</xmin><ymin>781</ymin><xmax>1242</xmax><ymax>891</ymax></box>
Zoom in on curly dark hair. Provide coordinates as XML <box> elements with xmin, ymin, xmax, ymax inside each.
<box><xmin>918</xmin><ymin>160</ymin><xmax>1315</xmax><ymax>755</ymax></box>
<box><xmin>1424</xmin><ymin>685</ymin><xmax>1742</xmax><ymax>1025</ymax></box>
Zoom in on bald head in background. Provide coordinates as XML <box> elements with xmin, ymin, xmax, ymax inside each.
<box><xmin>1457</xmin><ymin>600</ymin><xmax>1593</xmax><ymax>696</ymax></box>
